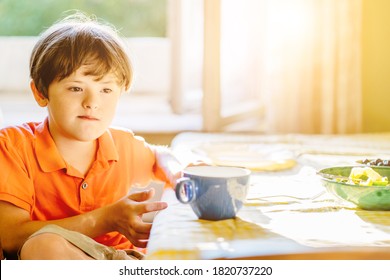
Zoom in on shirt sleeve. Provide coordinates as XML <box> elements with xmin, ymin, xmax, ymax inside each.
<box><xmin>129</xmin><ymin>135</ymin><xmax>172</xmax><ymax>187</ymax></box>
<box><xmin>0</xmin><ymin>135</ymin><xmax>34</xmax><ymax>212</ymax></box>
<box><xmin>152</xmin><ymin>145</ymin><xmax>183</xmax><ymax>188</ymax></box>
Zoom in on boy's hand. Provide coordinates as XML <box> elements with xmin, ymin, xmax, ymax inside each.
<box><xmin>108</xmin><ymin>189</ymin><xmax>168</xmax><ymax>248</ymax></box>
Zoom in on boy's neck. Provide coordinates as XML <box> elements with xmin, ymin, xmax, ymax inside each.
<box><xmin>55</xmin><ymin>138</ymin><xmax>98</xmax><ymax>176</ymax></box>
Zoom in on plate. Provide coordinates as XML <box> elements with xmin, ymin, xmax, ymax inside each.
<box><xmin>318</xmin><ymin>166</ymin><xmax>390</xmax><ymax>210</ymax></box>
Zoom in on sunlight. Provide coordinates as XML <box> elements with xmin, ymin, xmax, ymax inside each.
<box><xmin>267</xmin><ymin>0</ymin><xmax>315</xmax><ymax>43</ymax></box>
<box><xmin>268</xmin><ymin>211</ymin><xmax>390</xmax><ymax>246</ymax></box>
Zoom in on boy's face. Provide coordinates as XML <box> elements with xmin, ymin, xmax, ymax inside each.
<box><xmin>43</xmin><ymin>65</ymin><xmax>123</xmax><ymax>143</ymax></box>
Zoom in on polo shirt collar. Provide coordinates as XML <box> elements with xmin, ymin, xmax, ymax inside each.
<box><xmin>36</xmin><ymin>118</ymin><xmax>119</xmax><ymax>173</ymax></box>
<box><xmin>96</xmin><ymin>129</ymin><xmax>119</xmax><ymax>164</ymax></box>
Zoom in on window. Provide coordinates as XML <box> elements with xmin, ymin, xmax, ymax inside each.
<box><xmin>0</xmin><ymin>0</ymin><xmax>167</xmax><ymax>37</ymax></box>
<box><xmin>169</xmin><ymin>0</ymin><xmax>264</xmax><ymax>132</ymax></box>
<box><xmin>169</xmin><ymin>0</ymin><xmax>362</xmax><ymax>133</ymax></box>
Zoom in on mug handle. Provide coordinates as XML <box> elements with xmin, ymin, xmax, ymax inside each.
<box><xmin>175</xmin><ymin>177</ymin><xmax>196</xmax><ymax>204</ymax></box>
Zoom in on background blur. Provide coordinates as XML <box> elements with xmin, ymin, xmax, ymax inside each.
<box><xmin>0</xmin><ymin>0</ymin><xmax>167</xmax><ymax>37</ymax></box>
<box><xmin>0</xmin><ymin>0</ymin><xmax>389</xmax><ymax>145</ymax></box>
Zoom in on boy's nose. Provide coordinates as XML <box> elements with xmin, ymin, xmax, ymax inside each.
<box><xmin>82</xmin><ymin>93</ymin><xmax>99</xmax><ymax>109</ymax></box>
<box><xmin>84</xmin><ymin>104</ymin><xmax>97</xmax><ymax>109</ymax></box>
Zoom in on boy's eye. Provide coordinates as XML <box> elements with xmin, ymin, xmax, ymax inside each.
<box><xmin>69</xmin><ymin>87</ymin><xmax>82</xmax><ymax>92</ymax></box>
<box><xmin>102</xmin><ymin>88</ymin><xmax>112</xmax><ymax>94</ymax></box>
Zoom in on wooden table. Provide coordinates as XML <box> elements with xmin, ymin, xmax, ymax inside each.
<box><xmin>146</xmin><ymin>132</ymin><xmax>390</xmax><ymax>259</ymax></box>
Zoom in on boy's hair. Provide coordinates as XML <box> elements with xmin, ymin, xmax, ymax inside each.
<box><xmin>30</xmin><ymin>11</ymin><xmax>132</xmax><ymax>98</ymax></box>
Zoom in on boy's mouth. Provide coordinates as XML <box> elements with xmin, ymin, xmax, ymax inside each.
<box><xmin>78</xmin><ymin>115</ymin><xmax>99</xmax><ymax>121</ymax></box>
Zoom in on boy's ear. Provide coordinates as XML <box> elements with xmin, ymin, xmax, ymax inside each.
<box><xmin>30</xmin><ymin>80</ymin><xmax>48</xmax><ymax>107</ymax></box>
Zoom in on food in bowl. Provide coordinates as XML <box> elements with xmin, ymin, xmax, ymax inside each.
<box><xmin>318</xmin><ymin>166</ymin><xmax>390</xmax><ymax>210</ymax></box>
<box><xmin>358</xmin><ymin>158</ymin><xmax>390</xmax><ymax>167</ymax></box>
<box><xmin>346</xmin><ymin>167</ymin><xmax>389</xmax><ymax>186</ymax></box>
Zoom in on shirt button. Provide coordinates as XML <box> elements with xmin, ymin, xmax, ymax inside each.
<box><xmin>81</xmin><ymin>182</ymin><xmax>88</xmax><ymax>190</ymax></box>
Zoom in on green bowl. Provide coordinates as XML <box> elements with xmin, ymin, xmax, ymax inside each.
<box><xmin>318</xmin><ymin>166</ymin><xmax>390</xmax><ymax>210</ymax></box>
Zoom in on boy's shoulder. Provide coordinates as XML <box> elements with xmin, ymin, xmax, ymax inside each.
<box><xmin>107</xmin><ymin>126</ymin><xmax>151</xmax><ymax>149</ymax></box>
<box><xmin>107</xmin><ymin>126</ymin><xmax>135</xmax><ymax>141</ymax></box>
<box><xmin>0</xmin><ymin>122</ymin><xmax>42</xmax><ymax>142</ymax></box>
<box><xmin>0</xmin><ymin>122</ymin><xmax>44</xmax><ymax>155</ymax></box>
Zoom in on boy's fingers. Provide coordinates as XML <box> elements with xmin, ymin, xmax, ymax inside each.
<box><xmin>126</xmin><ymin>189</ymin><xmax>168</xmax><ymax>215</ymax></box>
<box><xmin>144</xmin><ymin>201</ymin><xmax>168</xmax><ymax>213</ymax></box>
<box><xmin>128</xmin><ymin>188</ymin><xmax>155</xmax><ymax>202</ymax></box>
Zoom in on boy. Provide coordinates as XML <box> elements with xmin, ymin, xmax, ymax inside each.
<box><xmin>0</xmin><ymin>12</ymin><xmax>182</xmax><ymax>260</ymax></box>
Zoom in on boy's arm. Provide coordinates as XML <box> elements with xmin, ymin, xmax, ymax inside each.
<box><xmin>0</xmin><ymin>201</ymin><xmax>113</xmax><ymax>256</ymax></box>
<box><xmin>0</xmin><ymin>189</ymin><xmax>167</xmax><ymax>256</ymax></box>
<box><xmin>153</xmin><ymin>146</ymin><xmax>184</xmax><ymax>185</ymax></box>
<box><xmin>153</xmin><ymin>145</ymin><xmax>209</xmax><ymax>185</ymax></box>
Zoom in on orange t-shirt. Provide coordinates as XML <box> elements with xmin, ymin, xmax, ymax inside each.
<box><xmin>0</xmin><ymin>119</ymin><xmax>167</xmax><ymax>249</ymax></box>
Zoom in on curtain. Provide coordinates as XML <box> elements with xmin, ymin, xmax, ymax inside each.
<box><xmin>171</xmin><ymin>0</ymin><xmax>363</xmax><ymax>134</ymax></box>
<box><xmin>259</xmin><ymin>0</ymin><xmax>362</xmax><ymax>133</ymax></box>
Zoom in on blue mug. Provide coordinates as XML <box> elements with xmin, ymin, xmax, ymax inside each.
<box><xmin>175</xmin><ymin>166</ymin><xmax>251</xmax><ymax>220</ymax></box>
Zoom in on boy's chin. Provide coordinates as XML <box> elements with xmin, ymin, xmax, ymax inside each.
<box><xmin>75</xmin><ymin>131</ymin><xmax>106</xmax><ymax>142</ymax></box>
